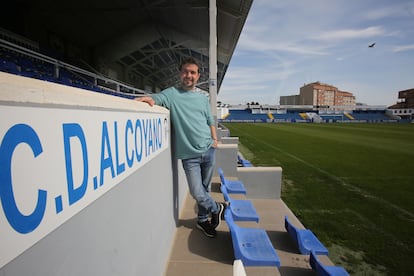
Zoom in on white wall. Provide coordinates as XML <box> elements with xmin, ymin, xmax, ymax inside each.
<box><xmin>0</xmin><ymin>72</ymin><xmax>188</xmax><ymax>275</ymax></box>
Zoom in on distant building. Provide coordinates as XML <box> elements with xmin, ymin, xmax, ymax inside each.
<box><xmin>388</xmin><ymin>88</ymin><xmax>414</xmax><ymax>119</ymax></box>
<box><xmin>299</xmin><ymin>82</ymin><xmax>355</xmax><ymax>107</ymax></box>
<box><xmin>280</xmin><ymin>94</ymin><xmax>300</xmax><ymax>105</ymax></box>
<box><xmin>280</xmin><ymin>82</ymin><xmax>355</xmax><ymax>109</ymax></box>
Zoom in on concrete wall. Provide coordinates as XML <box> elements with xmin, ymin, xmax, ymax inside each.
<box><xmin>237</xmin><ymin>167</ymin><xmax>282</xmax><ymax>199</ymax></box>
<box><xmin>214</xmin><ymin>135</ymin><xmax>283</xmax><ymax>200</ymax></box>
<box><xmin>215</xmin><ymin>143</ymin><xmax>238</xmax><ymax>178</ymax></box>
<box><xmin>0</xmin><ymin>72</ymin><xmax>188</xmax><ymax>275</ymax></box>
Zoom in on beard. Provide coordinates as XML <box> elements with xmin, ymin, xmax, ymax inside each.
<box><xmin>181</xmin><ymin>78</ymin><xmax>196</xmax><ymax>90</ymax></box>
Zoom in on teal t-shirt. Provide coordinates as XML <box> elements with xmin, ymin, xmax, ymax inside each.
<box><xmin>152</xmin><ymin>87</ymin><xmax>214</xmax><ymax>159</ymax></box>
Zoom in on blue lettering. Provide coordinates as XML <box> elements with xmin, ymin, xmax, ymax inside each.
<box><xmin>153</xmin><ymin>119</ymin><xmax>157</xmax><ymax>151</ymax></box>
<box><xmin>0</xmin><ymin>124</ymin><xmax>47</xmax><ymax>233</ymax></box>
<box><xmin>114</xmin><ymin>121</ymin><xmax>125</xmax><ymax>175</ymax></box>
<box><xmin>125</xmin><ymin>119</ymin><xmax>134</xmax><ymax>168</ymax></box>
<box><xmin>152</xmin><ymin>118</ymin><xmax>162</xmax><ymax>151</ymax></box>
<box><xmin>135</xmin><ymin>119</ymin><xmax>143</xmax><ymax>162</ymax></box>
<box><xmin>63</xmin><ymin>123</ymin><xmax>89</xmax><ymax>206</ymax></box>
<box><xmin>148</xmin><ymin>119</ymin><xmax>153</xmax><ymax>154</ymax></box>
<box><xmin>154</xmin><ymin>118</ymin><xmax>159</xmax><ymax>150</ymax></box>
<box><xmin>142</xmin><ymin>119</ymin><xmax>149</xmax><ymax>157</ymax></box>
<box><xmin>100</xmin><ymin>122</ymin><xmax>115</xmax><ymax>186</ymax></box>
<box><xmin>157</xmin><ymin>118</ymin><xmax>163</xmax><ymax>148</ymax></box>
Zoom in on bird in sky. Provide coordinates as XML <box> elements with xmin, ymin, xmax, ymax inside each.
<box><xmin>368</xmin><ymin>43</ymin><xmax>376</xmax><ymax>48</ymax></box>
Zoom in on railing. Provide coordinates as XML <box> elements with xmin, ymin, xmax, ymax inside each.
<box><xmin>0</xmin><ymin>38</ymin><xmax>148</xmax><ymax>98</ymax></box>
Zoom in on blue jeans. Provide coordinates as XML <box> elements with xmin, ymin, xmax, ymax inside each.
<box><xmin>182</xmin><ymin>147</ymin><xmax>218</xmax><ymax>222</ymax></box>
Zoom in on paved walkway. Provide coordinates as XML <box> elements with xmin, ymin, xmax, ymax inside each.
<box><xmin>164</xmin><ymin>179</ymin><xmax>334</xmax><ymax>275</ymax></box>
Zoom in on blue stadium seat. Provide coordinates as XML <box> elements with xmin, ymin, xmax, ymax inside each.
<box><xmin>217</xmin><ymin>168</ymin><xmax>247</xmax><ymax>194</ymax></box>
<box><xmin>240</xmin><ymin>159</ymin><xmax>253</xmax><ymax>167</ymax></box>
<box><xmin>284</xmin><ymin>216</ymin><xmax>328</xmax><ymax>255</ymax></box>
<box><xmin>310</xmin><ymin>251</ymin><xmax>349</xmax><ymax>276</ymax></box>
<box><xmin>225</xmin><ymin>208</ymin><xmax>280</xmax><ymax>267</ymax></box>
<box><xmin>237</xmin><ymin>155</ymin><xmax>253</xmax><ymax>167</ymax></box>
<box><xmin>220</xmin><ymin>184</ymin><xmax>259</xmax><ymax>223</ymax></box>
<box><xmin>0</xmin><ymin>60</ymin><xmax>20</xmax><ymax>74</ymax></box>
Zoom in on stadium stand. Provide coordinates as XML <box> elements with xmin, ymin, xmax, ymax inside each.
<box><xmin>0</xmin><ymin>40</ymin><xmax>145</xmax><ymax>100</ymax></box>
<box><xmin>224</xmin><ymin>109</ymin><xmax>270</xmax><ymax>122</ymax></box>
<box><xmin>318</xmin><ymin>114</ymin><xmax>350</xmax><ymax>122</ymax></box>
<box><xmin>273</xmin><ymin>110</ymin><xmax>310</xmax><ymax>122</ymax></box>
<box><xmin>218</xmin><ymin>107</ymin><xmax>397</xmax><ymax>123</ymax></box>
<box><xmin>350</xmin><ymin>110</ymin><xmax>391</xmax><ymax>122</ymax></box>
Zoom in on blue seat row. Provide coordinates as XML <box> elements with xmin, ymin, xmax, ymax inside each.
<box><xmin>218</xmin><ymin>168</ymin><xmax>348</xmax><ymax>274</ymax></box>
<box><xmin>218</xmin><ymin>168</ymin><xmax>279</xmax><ymax>267</ymax></box>
<box><xmin>0</xmin><ymin>48</ymin><xmax>140</xmax><ymax>100</ymax></box>
<box><xmin>285</xmin><ymin>216</ymin><xmax>350</xmax><ymax>275</ymax></box>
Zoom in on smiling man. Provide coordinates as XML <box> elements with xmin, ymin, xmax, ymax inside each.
<box><xmin>135</xmin><ymin>57</ymin><xmax>225</xmax><ymax>238</ymax></box>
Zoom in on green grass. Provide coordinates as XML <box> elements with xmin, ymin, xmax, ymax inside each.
<box><xmin>223</xmin><ymin>123</ymin><xmax>414</xmax><ymax>275</ymax></box>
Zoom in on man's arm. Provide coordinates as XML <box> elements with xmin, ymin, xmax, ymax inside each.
<box><xmin>210</xmin><ymin>125</ymin><xmax>218</xmax><ymax>148</ymax></box>
<box><xmin>135</xmin><ymin>96</ymin><xmax>155</xmax><ymax>106</ymax></box>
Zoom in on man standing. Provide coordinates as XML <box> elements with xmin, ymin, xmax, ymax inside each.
<box><xmin>135</xmin><ymin>57</ymin><xmax>224</xmax><ymax>238</ymax></box>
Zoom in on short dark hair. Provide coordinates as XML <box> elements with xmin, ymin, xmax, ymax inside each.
<box><xmin>179</xmin><ymin>57</ymin><xmax>200</xmax><ymax>73</ymax></box>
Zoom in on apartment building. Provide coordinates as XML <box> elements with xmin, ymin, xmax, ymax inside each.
<box><xmin>280</xmin><ymin>82</ymin><xmax>356</xmax><ymax>108</ymax></box>
<box><xmin>299</xmin><ymin>81</ymin><xmax>355</xmax><ymax>107</ymax></box>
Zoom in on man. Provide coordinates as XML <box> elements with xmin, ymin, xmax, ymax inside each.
<box><xmin>135</xmin><ymin>57</ymin><xmax>224</xmax><ymax>238</ymax></box>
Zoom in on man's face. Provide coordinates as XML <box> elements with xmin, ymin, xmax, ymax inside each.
<box><xmin>180</xmin><ymin>63</ymin><xmax>200</xmax><ymax>91</ymax></box>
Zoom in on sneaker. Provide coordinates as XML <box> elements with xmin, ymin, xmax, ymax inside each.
<box><xmin>211</xmin><ymin>202</ymin><xmax>226</xmax><ymax>229</ymax></box>
<box><xmin>196</xmin><ymin>220</ymin><xmax>217</xmax><ymax>238</ymax></box>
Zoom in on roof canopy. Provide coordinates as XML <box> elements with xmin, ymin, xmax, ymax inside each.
<box><xmin>2</xmin><ymin>0</ymin><xmax>253</xmax><ymax>93</ymax></box>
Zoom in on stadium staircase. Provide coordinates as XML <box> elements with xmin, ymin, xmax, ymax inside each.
<box><xmin>344</xmin><ymin>112</ymin><xmax>355</xmax><ymax>120</ymax></box>
<box><xmin>221</xmin><ymin>112</ymin><xmax>230</xmax><ymax>119</ymax></box>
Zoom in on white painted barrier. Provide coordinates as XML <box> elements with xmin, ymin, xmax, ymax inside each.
<box><xmin>0</xmin><ymin>72</ymin><xmax>184</xmax><ymax>275</ymax></box>
<box><xmin>233</xmin><ymin>259</ymin><xmax>247</xmax><ymax>276</ymax></box>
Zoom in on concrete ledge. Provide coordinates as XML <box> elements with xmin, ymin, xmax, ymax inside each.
<box><xmin>237</xmin><ymin>167</ymin><xmax>282</xmax><ymax>199</ymax></box>
<box><xmin>0</xmin><ymin>72</ymin><xmax>165</xmax><ymax>113</ymax></box>
<box><xmin>220</xmin><ymin>136</ymin><xmax>239</xmax><ymax>144</ymax></box>
<box><xmin>215</xmin><ymin>143</ymin><xmax>238</xmax><ymax>178</ymax></box>
<box><xmin>217</xmin><ymin>127</ymin><xmax>230</xmax><ymax>139</ymax></box>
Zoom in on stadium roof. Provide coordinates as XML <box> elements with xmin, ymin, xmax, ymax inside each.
<box><xmin>2</xmin><ymin>0</ymin><xmax>253</xmax><ymax>93</ymax></box>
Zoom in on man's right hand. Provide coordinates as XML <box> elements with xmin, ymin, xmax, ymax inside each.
<box><xmin>135</xmin><ymin>96</ymin><xmax>155</xmax><ymax>106</ymax></box>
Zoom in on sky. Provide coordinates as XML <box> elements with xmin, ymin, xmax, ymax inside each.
<box><xmin>218</xmin><ymin>0</ymin><xmax>414</xmax><ymax>106</ymax></box>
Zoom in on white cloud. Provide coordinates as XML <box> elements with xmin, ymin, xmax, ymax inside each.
<box><xmin>238</xmin><ymin>37</ymin><xmax>328</xmax><ymax>56</ymax></box>
<box><xmin>314</xmin><ymin>26</ymin><xmax>385</xmax><ymax>42</ymax></box>
<box><xmin>364</xmin><ymin>2</ymin><xmax>414</xmax><ymax>20</ymax></box>
<box><xmin>393</xmin><ymin>44</ymin><xmax>414</xmax><ymax>53</ymax></box>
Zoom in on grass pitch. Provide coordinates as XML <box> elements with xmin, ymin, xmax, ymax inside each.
<box><xmin>223</xmin><ymin>123</ymin><xmax>414</xmax><ymax>275</ymax></box>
